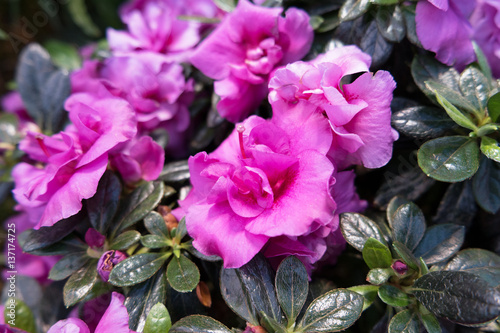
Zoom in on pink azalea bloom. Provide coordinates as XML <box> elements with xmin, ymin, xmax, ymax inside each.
<box><xmin>48</xmin><ymin>292</ymin><xmax>137</xmax><ymax>333</ymax></box>
<box><xmin>12</xmin><ymin>94</ymin><xmax>136</xmax><ymax>228</ymax></box>
<box><xmin>269</xmin><ymin>46</ymin><xmax>398</xmax><ymax>170</ymax></box>
<box><xmin>190</xmin><ymin>0</ymin><xmax>313</xmax><ymax>122</ymax></box>
<box><xmin>179</xmin><ymin>114</ymin><xmax>336</xmax><ymax>268</ymax></box>
<box><xmin>108</xmin><ymin>0</ymin><xmax>218</xmax><ymax>61</ymax></box>
<box><xmin>415</xmin><ymin>0</ymin><xmax>476</xmax><ymax>70</ymax></box>
<box><xmin>470</xmin><ymin>0</ymin><xmax>500</xmax><ymax>78</ymax></box>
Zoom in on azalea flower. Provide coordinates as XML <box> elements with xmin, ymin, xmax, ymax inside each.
<box><xmin>190</xmin><ymin>0</ymin><xmax>313</xmax><ymax>122</ymax></box>
<box><xmin>47</xmin><ymin>292</ymin><xmax>137</xmax><ymax>333</ymax></box>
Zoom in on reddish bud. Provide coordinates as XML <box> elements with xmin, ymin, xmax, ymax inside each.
<box><xmin>392</xmin><ymin>260</ymin><xmax>408</xmax><ymax>275</ymax></box>
<box><xmin>85</xmin><ymin>228</ymin><xmax>106</xmax><ymax>249</ymax></box>
<box><xmin>97</xmin><ymin>250</ymin><xmax>127</xmax><ymax>282</ymax></box>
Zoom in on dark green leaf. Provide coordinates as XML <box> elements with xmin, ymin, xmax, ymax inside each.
<box><xmin>144</xmin><ymin>211</ymin><xmax>170</xmax><ymax>238</ymax></box>
<box><xmin>143</xmin><ymin>303</ymin><xmax>172</xmax><ymax>333</ymax></box>
<box><xmin>299</xmin><ymin>289</ymin><xmax>363</xmax><ymax>332</ymax></box>
<box><xmin>159</xmin><ymin>160</ymin><xmax>190</xmax><ymax>183</ymax></box>
<box><xmin>174</xmin><ymin>217</ymin><xmax>188</xmax><ymax>241</ymax></box>
<box><xmin>413</xmin><ymin>224</ymin><xmax>465</xmax><ymax>265</ymax></box>
<box><xmin>339</xmin><ymin>0</ymin><xmax>370</xmax><ymax>22</ymax></box>
<box><xmin>187</xmin><ymin>246</ymin><xmax>222</xmax><ymax>262</ymax></box>
<box><xmin>392</xmin><ymin>105</ymin><xmax>456</xmax><ymax>140</ymax></box>
<box><xmin>418</xmin><ymin>136</ymin><xmax>480</xmax><ymax>182</ymax></box>
<box><xmin>276</xmin><ymin>256</ymin><xmax>309</xmax><ymax>325</ymax></box>
<box><xmin>480</xmin><ymin>136</ymin><xmax>500</xmax><ymax>163</ymax></box>
<box><xmin>67</xmin><ymin>0</ymin><xmax>101</xmax><ymax>37</ymax></box>
<box><xmin>413</xmin><ymin>271</ymin><xmax>500</xmax><ymax>325</ymax></box>
<box><xmin>4</xmin><ymin>299</ymin><xmax>36</xmax><ymax>333</ymax></box>
<box><xmin>310</xmin><ymin>16</ymin><xmax>325</xmax><ymax>30</ymax></box>
<box><xmin>392</xmin><ymin>241</ymin><xmax>419</xmax><ymax>271</ymax></box>
<box><xmin>375</xmin><ymin>5</ymin><xmax>405</xmax><ymax>42</ymax></box>
<box><xmin>360</xmin><ymin>20</ymin><xmax>393</xmax><ymax>68</ymax></box>
<box><xmin>473</xmin><ymin>42</ymin><xmax>493</xmax><ymax>83</ymax></box>
<box><xmin>340</xmin><ymin>213</ymin><xmax>387</xmax><ymax>252</ymax></box>
<box><xmin>366</xmin><ymin>268</ymin><xmax>393</xmax><ymax>285</ymax></box>
<box><xmin>487</xmin><ymin>92</ymin><xmax>500</xmax><ymax>122</ymax></box>
<box><xmin>167</xmin><ymin>254</ymin><xmax>200</xmax><ymax>293</ymax></box>
<box><xmin>433</xmin><ymin>180</ymin><xmax>477</xmax><ymax>227</ymax></box>
<box><xmin>473</xmin><ymin>157</ymin><xmax>500</xmax><ymax>213</ymax></box>
<box><xmin>63</xmin><ymin>261</ymin><xmax>99</xmax><ymax>307</ymax></box>
<box><xmin>388</xmin><ymin>310</ymin><xmax>420</xmax><ymax>333</ymax></box>
<box><xmin>371</xmin><ymin>0</ymin><xmax>399</xmax><ymax>4</ymax></box>
<box><xmin>260</xmin><ymin>312</ymin><xmax>287</xmax><ymax>333</ymax></box>
<box><xmin>411</xmin><ymin>54</ymin><xmax>460</xmax><ymax>99</ymax></box>
<box><xmin>19</xmin><ymin>215</ymin><xmax>78</xmax><ymax>253</ymax></box>
<box><xmin>459</xmin><ymin>67</ymin><xmax>490</xmax><ymax>113</ymax></box>
<box><xmin>114</xmin><ymin>181</ymin><xmax>165</xmax><ymax>233</ymax></box>
<box><xmin>44</xmin><ymin>40</ymin><xmax>82</xmax><ymax>71</ymax></box>
<box><xmin>86</xmin><ymin>170</ymin><xmax>121</xmax><ymax>234</ymax></box>
<box><xmin>378</xmin><ymin>285</ymin><xmax>410</xmax><ymax>307</ymax></box>
<box><xmin>109</xmin><ymin>253</ymin><xmax>169</xmax><ymax>287</ymax></box>
<box><xmin>402</xmin><ymin>5</ymin><xmax>420</xmax><ymax>46</ymax></box>
<box><xmin>109</xmin><ymin>230</ymin><xmax>141</xmax><ymax>250</ymax></box>
<box><xmin>170</xmin><ymin>315</ymin><xmax>232</xmax><ymax>333</ymax></box>
<box><xmin>220</xmin><ymin>268</ymin><xmax>258</xmax><ymax>325</ymax></box>
<box><xmin>348</xmin><ymin>285</ymin><xmax>379</xmax><ymax>311</ymax></box>
<box><xmin>362</xmin><ymin>238</ymin><xmax>393</xmax><ymax>269</ymax></box>
<box><xmin>141</xmin><ymin>235</ymin><xmax>170</xmax><ymax>249</ymax></box>
<box><xmin>22</xmin><ymin>235</ymin><xmax>86</xmax><ymax>256</ymax></box>
<box><xmin>391</xmin><ymin>203</ymin><xmax>426</xmax><ymax>251</ymax></box>
<box><xmin>419</xmin><ymin>312</ymin><xmax>440</xmax><ymax>333</ymax></box>
<box><xmin>445</xmin><ymin>248</ymin><xmax>500</xmax><ymax>287</ymax></box>
<box><xmin>386</xmin><ymin>196</ymin><xmax>410</xmax><ymax>226</ymax></box>
<box><xmin>125</xmin><ymin>270</ymin><xmax>168</xmax><ymax>332</ymax></box>
<box><xmin>49</xmin><ymin>252</ymin><xmax>90</xmax><ymax>281</ymax></box>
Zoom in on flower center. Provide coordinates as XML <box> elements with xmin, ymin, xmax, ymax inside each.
<box><xmin>237</xmin><ymin>124</ymin><xmax>247</xmax><ymax>159</ymax></box>
<box><xmin>245</xmin><ymin>38</ymin><xmax>283</xmax><ymax>75</ymax></box>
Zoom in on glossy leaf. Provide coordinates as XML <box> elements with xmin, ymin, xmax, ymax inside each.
<box><xmin>378</xmin><ymin>285</ymin><xmax>410</xmax><ymax>307</ymax></box>
<box><xmin>159</xmin><ymin>160</ymin><xmax>191</xmax><ymax>183</ymax></box>
<box><xmin>19</xmin><ymin>215</ymin><xmax>78</xmax><ymax>253</ymax></box>
<box><xmin>386</xmin><ymin>196</ymin><xmax>410</xmax><ymax>226</ymax></box>
<box><xmin>388</xmin><ymin>310</ymin><xmax>420</xmax><ymax>333</ymax></box>
<box><xmin>348</xmin><ymin>285</ymin><xmax>379</xmax><ymax>311</ymax></box>
<box><xmin>360</xmin><ymin>20</ymin><xmax>393</xmax><ymax>68</ymax></box>
<box><xmin>114</xmin><ymin>181</ymin><xmax>165</xmax><ymax>233</ymax></box>
<box><xmin>63</xmin><ymin>261</ymin><xmax>99</xmax><ymax>307</ymax></box>
<box><xmin>402</xmin><ymin>5</ymin><xmax>420</xmax><ymax>46</ymax></box>
<box><xmin>392</xmin><ymin>105</ymin><xmax>456</xmax><ymax>140</ymax></box>
<box><xmin>419</xmin><ymin>312</ymin><xmax>440</xmax><ymax>333</ymax></box>
<box><xmin>174</xmin><ymin>217</ymin><xmax>188</xmax><ymax>242</ymax></box>
<box><xmin>473</xmin><ymin>157</ymin><xmax>500</xmax><ymax>213</ymax></box>
<box><xmin>167</xmin><ymin>254</ymin><xmax>200</xmax><ymax>293</ymax></box>
<box><xmin>480</xmin><ymin>136</ymin><xmax>500</xmax><ymax>163</ymax></box>
<box><xmin>433</xmin><ymin>180</ymin><xmax>477</xmax><ymax>227</ymax></box>
<box><xmin>375</xmin><ymin>5</ymin><xmax>405</xmax><ymax>42</ymax></box>
<box><xmin>362</xmin><ymin>238</ymin><xmax>392</xmax><ymax>269</ymax></box>
<box><xmin>109</xmin><ymin>230</ymin><xmax>141</xmax><ymax>250</ymax></box>
<box><xmin>86</xmin><ymin>170</ymin><xmax>121</xmax><ymax>234</ymax></box>
<box><xmin>412</xmin><ymin>271</ymin><xmax>500</xmax><ymax>325</ymax></box>
<box><xmin>366</xmin><ymin>268</ymin><xmax>393</xmax><ymax>285</ymax></box>
<box><xmin>339</xmin><ymin>0</ymin><xmax>370</xmax><ymax>22</ymax></box>
<box><xmin>220</xmin><ymin>268</ymin><xmax>258</xmax><ymax>325</ymax></box>
<box><xmin>392</xmin><ymin>241</ymin><xmax>419</xmax><ymax>271</ymax></box>
<box><xmin>144</xmin><ymin>211</ymin><xmax>170</xmax><ymax>238</ymax></box>
<box><xmin>340</xmin><ymin>213</ymin><xmax>387</xmax><ymax>252</ymax></box>
<box><xmin>275</xmin><ymin>256</ymin><xmax>308</xmax><ymax>325</ymax></box>
<box><xmin>418</xmin><ymin>136</ymin><xmax>480</xmax><ymax>182</ymax></box>
<box><xmin>49</xmin><ymin>252</ymin><xmax>89</xmax><ymax>281</ymax></box>
<box><xmin>143</xmin><ymin>303</ymin><xmax>172</xmax><ymax>333</ymax></box>
<box><xmin>487</xmin><ymin>91</ymin><xmax>500</xmax><ymax>122</ymax></box>
<box><xmin>459</xmin><ymin>67</ymin><xmax>490</xmax><ymax>113</ymax></box>
<box><xmin>299</xmin><ymin>289</ymin><xmax>363</xmax><ymax>332</ymax></box>
<box><xmin>109</xmin><ymin>253</ymin><xmax>169</xmax><ymax>287</ymax></box>
<box><xmin>445</xmin><ymin>248</ymin><xmax>500</xmax><ymax>287</ymax></box>
<box><xmin>4</xmin><ymin>299</ymin><xmax>36</xmax><ymax>333</ymax></box>
<box><xmin>473</xmin><ymin>42</ymin><xmax>493</xmax><ymax>83</ymax></box>
<box><xmin>391</xmin><ymin>203</ymin><xmax>426</xmax><ymax>251</ymax></box>
<box><xmin>413</xmin><ymin>224</ymin><xmax>465</xmax><ymax>265</ymax></box>
<box><xmin>125</xmin><ymin>270</ymin><xmax>168</xmax><ymax>332</ymax></box>
<box><xmin>170</xmin><ymin>315</ymin><xmax>232</xmax><ymax>333</ymax></box>
<box><xmin>411</xmin><ymin>54</ymin><xmax>460</xmax><ymax>98</ymax></box>
<box><xmin>141</xmin><ymin>235</ymin><xmax>170</xmax><ymax>249</ymax></box>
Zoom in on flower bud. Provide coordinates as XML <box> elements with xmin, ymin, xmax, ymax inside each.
<box><xmin>243</xmin><ymin>323</ymin><xmax>267</xmax><ymax>333</ymax></box>
<box><xmin>392</xmin><ymin>260</ymin><xmax>408</xmax><ymax>275</ymax></box>
<box><xmin>158</xmin><ymin>205</ymin><xmax>178</xmax><ymax>231</ymax></box>
<box><xmin>85</xmin><ymin>228</ymin><xmax>106</xmax><ymax>249</ymax></box>
<box><xmin>97</xmin><ymin>250</ymin><xmax>127</xmax><ymax>282</ymax></box>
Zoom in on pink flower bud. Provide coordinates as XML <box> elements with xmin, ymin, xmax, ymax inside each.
<box><xmin>97</xmin><ymin>250</ymin><xmax>127</xmax><ymax>282</ymax></box>
<box><xmin>85</xmin><ymin>228</ymin><xmax>106</xmax><ymax>249</ymax></box>
<box><xmin>392</xmin><ymin>260</ymin><xmax>408</xmax><ymax>275</ymax></box>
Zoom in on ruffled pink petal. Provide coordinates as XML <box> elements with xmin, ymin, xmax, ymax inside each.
<box><xmin>48</xmin><ymin>318</ymin><xmax>90</xmax><ymax>333</ymax></box>
<box><xmin>95</xmin><ymin>292</ymin><xmax>136</xmax><ymax>333</ymax></box>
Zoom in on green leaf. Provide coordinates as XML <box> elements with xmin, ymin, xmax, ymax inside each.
<box><xmin>299</xmin><ymin>289</ymin><xmax>363</xmax><ymax>332</ymax></box>
<box><xmin>426</xmin><ymin>82</ymin><xmax>478</xmax><ymax>131</ymax></box>
<box><xmin>360</xmin><ymin>20</ymin><xmax>393</xmax><ymax>68</ymax></box>
<box><xmin>22</xmin><ymin>234</ymin><xmax>86</xmax><ymax>256</ymax></box>
<box><xmin>44</xmin><ymin>39</ymin><xmax>82</xmax><ymax>71</ymax></box>
<box><xmin>473</xmin><ymin>42</ymin><xmax>493</xmax><ymax>83</ymax></box>
<box><xmin>390</xmin><ymin>203</ymin><xmax>426</xmax><ymax>252</ymax></box>
<box><xmin>402</xmin><ymin>5</ymin><xmax>420</xmax><ymax>46</ymax></box>
<box><xmin>348</xmin><ymin>285</ymin><xmax>379</xmax><ymax>311</ymax></box>
<box><xmin>19</xmin><ymin>214</ymin><xmax>77</xmax><ymax>253</ymax></box>
<box><xmin>371</xmin><ymin>0</ymin><xmax>399</xmax><ymax>4</ymax></box>
<box><xmin>220</xmin><ymin>268</ymin><xmax>258</xmax><ymax>325</ymax></box>
<box><xmin>159</xmin><ymin>160</ymin><xmax>190</xmax><ymax>183</ymax></box>
<box><xmin>459</xmin><ymin>67</ymin><xmax>490</xmax><ymax>113</ymax></box>
<box><xmin>411</xmin><ymin>54</ymin><xmax>460</xmax><ymax>99</ymax></box>
<box><xmin>141</xmin><ymin>235</ymin><xmax>170</xmax><ymax>249</ymax></box>
<box><xmin>4</xmin><ymin>299</ymin><xmax>36</xmax><ymax>333</ymax></box>
<box><xmin>366</xmin><ymin>268</ymin><xmax>393</xmax><ymax>285</ymax></box>
<box><xmin>487</xmin><ymin>91</ymin><xmax>500</xmax><ymax>122</ymax></box>
<box><xmin>433</xmin><ymin>180</ymin><xmax>477</xmax><ymax>227</ymax></box>
<box><xmin>63</xmin><ymin>261</ymin><xmax>99</xmax><ymax>307</ymax></box>
<box><xmin>109</xmin><ymin>230</ymin><xmax>141</xmax><ymax>250</ymax></box>
<box><xmin>170</xmin><ymin>315</ymin><xmax>232</xmax><ymax>333</ymax></box>
<box><xmin>260</xmin><ymin>312</ymin><xmax>287</xmax><ymax>333</ymax></box>
<box><xmin>339</xmin><ymin>0</ymin><xmax>370</xmax><ymax>22</ymax></box>
<box><xmin>480</xmin><ymin>136</ymin><xmax>500</xmax><ymax>163</ymax></box>
<box><xmin>388</xmin><ymin>310</ymin><xmax>420</xmax><ymax>333</ymax></box>
<box><xmin>445</xmin><ymin>248</ymin><xmax>500</xmax><ymax>287</ymax></box>
<box><xmin>378</xmin><ymin>285</ymin><xmax>410</xmax><ymax>307</ymax></box>
<box><xmin>275</xmin><ymin>256</ymin><xmax>309</xmax><ymax>326</ymax></box>
<box><xmin>86</xmin><ymin>170</ymin><xmax>121</xmax><ymax>234</ymax></box>
<box><xmin>419</xmin><ymin>312</ymin><xmax>440</xmax><ymax>333</ymax></box>
<box><xmin>473</xmin><ymin>157</ymin><xmax>500</xmax><ymax>213</ymax></box>
<box><xmin>174</xmin><ymin>217</ymin><xmax>188</xmax><ymax>242</ymax></box>
<box><xmin>386</xmin><ymin>196</ymin><xmax>410</xmax><ymax>226</ymax></box>
<box><xmin>125</xmin><ymin>270</ymin><xmax>168</xmax><ymax>332</ymax></box>
<box><xmin>144</xmin><ymin>211</ymin><xmax>170</xmax><ymax>238</ymax></box>
<box><xmin>109</xmin><ymin>253</ymin><xmax>169</xmax><ymax>287</ymax></box>
<box><xmin>413</xmin><ymin>224</ymin><xmax>465</xmax><ymax>265</ymax></box>
<box><xmin>362</xmin><ymin>238</ymin><xmax>393</xmax><ymax>269</ymax></box>
<box><xmin>340</xmin><ymin>213</ymin><xmax>387</xmax><ymax>252</ymax></box>
<box><xmin>114</xmin><ymin>181</ymin><xmax>165</xmax><ymax>234</ymax></box>
<box><xmin>412</xmin><ymin>271</ymin><xmax>500</xmax><ymax>325</ymax></box>
<box><xmin>392</xmin><ymin>241</ymin><xmax>419</xmax><ymax>271</ymax></box>
<box><xmin>392</xmin><ymin>105</ymin><xmax>456</xmax><ymax>140</ymax></box>
<box><xmin>212</xmin><ymin>0</ymin><xmax>236</xmax><ymax>12</ymax></box>
<box><xmin>143</xmin><ymin>303</ymin><xmax>171</xmax><ymax>333</ymax></box>
<box><xmin>418</xmin><ymin>136</ymin><xmax>480</xmax><ymax>182</ymax></box>
<box><xmin>68</xmin><ymin>0</ymin><xmax>101</xmax><ymax>37</ymax></box>
<box><xmin>49</xmin><ymin>252</ymin><xmax>89</xmax><ymax>281</ymax></box>
<box><xmin>375</xmin><ymin>5</ymin><xmax>405</xmax><ymax>42</ymax></box>
<box><xmin>167</xmin><ymin>254</ymin><xmax>200</xmax><ymax>293</ymax></box>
